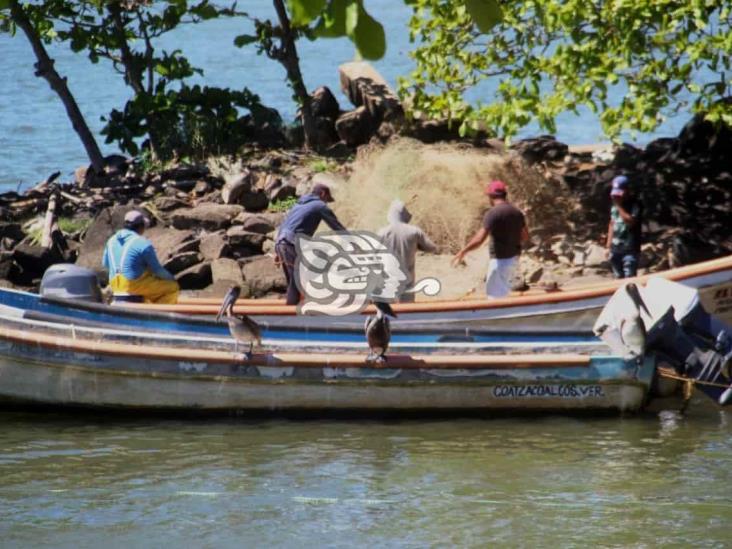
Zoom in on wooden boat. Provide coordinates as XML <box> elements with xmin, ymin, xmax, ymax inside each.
<box><xmin>0</xmin><ymin>276</ymin><xmax>729</xmax><ymax>415</ymax></box>
<box><xmin>127</xmin><ymin>255</ymin><xmax>732</xmax><ymax>330</ymax></box>
<box><xmin>0</xmin><ymin>302</ymin><xmax>655</xmax><ymax>413</ymax></box>
<box><xmin>4</xmin><ymin>255</ymin><xmax>731</xmax><ymax>334</ymax></box>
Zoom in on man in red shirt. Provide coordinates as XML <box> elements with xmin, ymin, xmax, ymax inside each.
<box><xmin>452</xmin><ymin>180</ymin><xmax>529</xmax><ymax>298</ymax></box>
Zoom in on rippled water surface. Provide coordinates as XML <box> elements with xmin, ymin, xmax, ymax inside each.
<box><xmin>2</xmin><ymin>403</ymin><xmax>731</xmax><ymax>547</ymax></box>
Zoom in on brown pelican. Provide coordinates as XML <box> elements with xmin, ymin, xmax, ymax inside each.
<box><xmin>365</xmin><ymin>301</ymin><xmax>397</xmax><ymax>363</ymax></box>
<box><xmin>217</xmin><ymin>286</ymin><xmax>262</xmax><ymax>358</ymax></box>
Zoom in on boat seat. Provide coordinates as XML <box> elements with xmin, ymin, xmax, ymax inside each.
<box><xmin>111</xmin><ymin>294</ymin><xmax>145</xmax><ymax>305</ymax></box>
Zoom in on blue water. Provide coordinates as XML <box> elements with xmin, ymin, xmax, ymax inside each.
<box><xmin>1</xmin><ymin>0</ymin><xmax>695</xmax><ymax>191</ymax></box>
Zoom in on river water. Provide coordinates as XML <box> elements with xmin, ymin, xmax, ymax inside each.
<box><xmin>2</xmin><ymin>402</ymin><xmax>731</xmax><ymax>547</ymax></box>
<box><xmin>1</xmin><ymin>0</ymin><xmax>697</xmax><ymax>191</ymax></box>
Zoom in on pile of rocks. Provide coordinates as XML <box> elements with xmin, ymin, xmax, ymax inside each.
<box><xmin>0</xmin><ymin>147</ymin><xmax>345</xmax><ymax>295</ymax></box>
<box><xmin>510</xmin><ymin>111</ymin><xmax>732</xmax><ymax>274</ymax></box>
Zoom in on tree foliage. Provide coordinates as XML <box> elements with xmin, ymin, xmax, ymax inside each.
<box><xmin>401</xmin><ymin>0</ymin><xmax>732</xmax><ymax>140</ymax></box>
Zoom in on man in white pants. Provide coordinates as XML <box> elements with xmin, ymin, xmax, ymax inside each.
<box><xmin>452</xmin><ymin>180</ymin><xmax>529</xmax><ymax>298</ymax></box>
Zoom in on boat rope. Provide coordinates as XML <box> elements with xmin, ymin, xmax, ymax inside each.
<box><xmin>657</xmin><ymin>367</ymin><xmax>731</xmax><ymax>389</ymax></box>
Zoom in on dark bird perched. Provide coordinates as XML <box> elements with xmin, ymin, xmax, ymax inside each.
<box><xmin>217</xmin><ymin>286</ymin><xmax>262</xmax><ymax>358</ymax></box>
<box><xmin>365</xmin><ymin>301</ymin><xmax>397</xmax><ymax>363</ymax></box>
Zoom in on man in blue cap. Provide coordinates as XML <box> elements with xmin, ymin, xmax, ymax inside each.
<box><xmin>605</xmin><ymin>175</ymin><xmax>643</xmax><ymax>279</ymax></box>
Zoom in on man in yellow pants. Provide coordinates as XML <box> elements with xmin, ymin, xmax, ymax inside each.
<box><xmin>103</xmin><ymin>210</ymin><xmax>179</xmax><ymax>304</ymax></box>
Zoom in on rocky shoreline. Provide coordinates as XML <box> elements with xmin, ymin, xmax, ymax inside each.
<box><xmin>1</xmin><ymin>67</ymin><xmax>730</xmax><ymax>298</ymax></box>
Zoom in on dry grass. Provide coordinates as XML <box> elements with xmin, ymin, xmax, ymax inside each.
<box><xmin>334</xmin><ymin>138</ymin><xmax>574</xmax><ymax>253</ymax></box>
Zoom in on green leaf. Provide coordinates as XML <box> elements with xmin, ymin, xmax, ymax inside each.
<box><xmin>351</xmin><ymin>3</ymin><xmax>385</xmax><ymax>60</ymax></box>
<box><xmin>344</xmin><ymin>0</ymin><xmax>359</xmax><ymax>37</ymax></box>
<box><xmin>0</xmin><ymin>0</ymin><xmax>10</xmax><ymax>11</ymax></box>
<box><xmin>464</xmin><ymin>0</ymin><xmax>502</xmax><ymax>33</ymax></box>
<box><xmin>313</xmin><ymin>0</ymin><xmax>348</xmax><ymax>38</ymax></box>
<box><xmin>287</xmin><ymin>0</ymin><xmax>327</xmax><ymax>26</ymax></box>
<box><xmin>234</xmin><ymin>34</ymin><xmax>258</xmax><ymax>47</ymax></box>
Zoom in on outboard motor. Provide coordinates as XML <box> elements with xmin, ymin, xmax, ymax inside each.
<box><xmin>595</xmin><ymin>278</ymin><xmax>732</xmax><ymax>406</ymax></box>
<box><xmin>40</xmin><ymin>264</ymin><xmax>103</xmax><ymax>303</ymax></box>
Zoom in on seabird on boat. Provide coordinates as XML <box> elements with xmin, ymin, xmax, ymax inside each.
<box><xmin>365</xmin><ymin>301</ymin><xmax>397</xmax><ymax>363</ymax></box>
<box><xmin>217</xmin><ymin>285</ymin><xmax>262</xmax><ymax>358</ymax></box>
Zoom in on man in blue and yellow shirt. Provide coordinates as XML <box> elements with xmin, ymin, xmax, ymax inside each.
<box><xmin>103</xmin><ymin>210</ymin><xmax>179</xmax><ymax>303</ymax></box>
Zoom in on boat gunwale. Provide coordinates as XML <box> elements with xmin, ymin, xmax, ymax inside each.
<box><xmin>0</xmin><ymin>325</ymin><xmax>596</xmax><ymax>369</ymax></box>
<box><xmin>122</xmin><ymin>255</ymin><xmax>732</xmax><ymax>315</ymax></box>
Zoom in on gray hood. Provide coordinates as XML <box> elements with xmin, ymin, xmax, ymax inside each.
<box><xmin>387</xmin><ymin>199</ymin><xmax>412</xmax><ymax>224</ymax></box>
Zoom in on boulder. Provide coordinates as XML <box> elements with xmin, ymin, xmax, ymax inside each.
<box><xmin>164</xmin><ymin>251</ymin><xmax>202</xmax><ymax>274</ymax></box>
<box><xmin>211</xmin><ymin>258</ymin><xmax>244</xmax><ymax>286</ymax></box>
<box><xmin>584</xmin><ymin>243</ymin><xmax>608</xmax><ymax>268</ymax></box>
<box><xmin>169</xmin><ymin>203</ymin><xmax>243</xmax><ymax>231</ymax></box>
<box><xmin>13</xmin><ymin>242</ymin><xmax>64</xmax><ymax>282</ymax></box>
<box><xmin>144</xmin><ymin>227</ymin><xmax>197</xmax><ymax>262</ymax></box>
<box><xmin>338</xmin><ymin>61</ymin><xmax>404</xmax><ymax>124</ymax></box>
<box><xmin>310</xmin><ymin>86</ymin><xmax>340</xmax><ymax>120</ymax></box>
<box><xmin>335</xmin><ymin>107</ymin><xmax>374</xmax><ymax>147</ymax></box>
<box><xmin>221</xmin><ymin>170</ymin><xmax>255</xmax><ymax>205</ymax></box>
<box><xmin>199</xmin><ymin>231</ymin><xmax>231</xmax><ymax>261</ymax></box>
<box><xmin>221</xmin><ymin>170</ymin><xmax>269</xmax><ymax>211</ymax></box>
<box><xmin>511</xmin><ymin>135</ymin><xmax>569</xmax><ymax>163</ymax></box>
<box><xmin>175</xmin><ymin>261</ymin><xmax>212</xmax><ymax>290</ymax></box>
<box><xmin>240</xmin><ymin>255</ymin><xmax>287</xmax><ymax>297</ymax></box>
<box><xmin>233</xmin><ymin>213</ymin><xmax>277</xmax><ymax>234</ymax></box>
<box><xmin>0</xmin><ymin>222</ymin><xmax>24</xmax><ymax>243</ymax></box>
<box><xmin>226</xmin><ymin>226</ymin><xmax>268</xmax><ymax>254</ymax></box>
<box><xmin>265</xmin><ymin>176</ymin><xmax>297</xmax><ymax>202</ymax></box>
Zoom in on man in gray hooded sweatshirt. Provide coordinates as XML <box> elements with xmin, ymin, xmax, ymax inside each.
<box><xmin>378</xmin><ymin>200</ymin><xmax>438</xmax><ymax>302</ymax></box>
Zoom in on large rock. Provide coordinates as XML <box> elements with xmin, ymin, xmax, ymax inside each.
<box><xmin>226</xmin><ymin>226</ymin><xmax>268</xmax><ymax>254</ymax></box>
<box><xmin>310</xmin><ymin>86</ymin><xmax>340</xmax><ymax>120</ymax></box>
<box><xmin>199</xmin><ymin>231</ymin><xmax>231</xmax><ymax>261</ymax></box>
<box><xmin>584</xmin><ymin>243</ymin><xmax>609</xmax><ymax>268</ymax></box>
<box><xmin>175</xmin><ymin>261</ymin><xmax>212</xmax><ymax>290</ymax></box>
<box><xmin>13</xmin><ymin>242</ymin><xmax>64</xmax><ymax>282</ymax></box>
<box><xmin>338</xmin><ymin>61</ymin><xmax>404</xmax><ymax>124</ymax></box>
<box><xmin>240</xmin><ymin>255</ymin><xmax>287</xmax><ymax>297</ymax></box>
<box><xmin>335</xmin><ymin>107</ymin><xmax>374</xmax><ymax>147</ymax></box>
<box><xmin>163</xmin><ymin>251</ymin><xmax>201</xmax><ymax>274</ymax></box>
<box><xmin>233</xmin><ymin>212</ymin><xmax>279</xmax><ymax>234</ymax></box>
<box><xmin>264</xmin><ymin>176</ymin><xmax>297</xmax><ymax>202</ymax></box>
<box><xmin>144</xmin><ymin>227</ymin><xmax>197</xmax><ymax>262</ymax></box>
<box><xmin>511</xmin><ymin>135</ymin><xmax>569</xmax><ymax>163</ymax></box>
<box><xmin>169</xmin><ymin>203</ymin><xmax>243</xmax><ymax>231</ymax></box>
<box><xmin>222</xmin><ymin>170</ymin><xmax>255</xmax><ymax>205</ymax></box>
<box><xmin>75</xmin><ymin>205</ymin><xmax>138</xmax><ymax>271</ymax></box>
<box><xmin>211</xmin><ymin>258</ymin><xmax>244</xmax><ymax>285</ymax></box>
<box><xmin>221</xmin><ymin>171</ymin><xmax>270</xmax><ymax>211</ymax></box>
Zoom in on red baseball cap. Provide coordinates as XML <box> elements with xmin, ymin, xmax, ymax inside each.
<box><xmin>485</xmin><ymin>180</ymin><xmax>507</xmax><ymax>196</ymax></box>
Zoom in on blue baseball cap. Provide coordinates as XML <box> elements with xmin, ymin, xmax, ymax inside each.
<box><xmin>610</xmin><ymin>175</ymin><xmax>629</xmax><ymax>197</ymax></box>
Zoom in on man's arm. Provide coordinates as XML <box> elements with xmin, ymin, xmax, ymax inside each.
<box><xmin>606</xmin><ymin>220</ymin><xmax>614</xmax><ymax>249</ymax></box>
<box><xmin>417</xmin><ymin>229</ymin><xmax>438</xmax><ymax>254</ymax></box>
<box><xmin>452</xmin><ymin>227</ymin><xmax>489</xmax><ymax>266</ymax></box>
<box><xmin>320</xmin><ymin>205</ymin><xmax>346</xmax><ymax>232</ymax></box>
<box><xmin>142</xmin><ymin>245</ymin><xmax>175</xmax><ymax>281</ymax></box>
<box><xmin>612</xmin><ymin>198</ymin><xmax>638</xmax><ymax>226</ymax></box>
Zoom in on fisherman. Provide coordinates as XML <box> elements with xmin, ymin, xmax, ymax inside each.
<box><xmin>451</xmin><ymin>180</ymin><xmax>529</xmax><ymax>298</ymax></box>
<box><xmin>377</xmin><ymin>199</ymin><xmax>438</xmax><ymax>302</ymax></box>
<box><xmin>606</xmin><ymin>175</ymin><xmax>643</xmax><ymax>279</ymax></box>
<box><xmin>274</xmin><ymin>182</ymin><xmax>347</xmax><ymax>305</ymax></box>
<box><xmin>103</xmin><ymin>210</ymin><xmax>179</xmax><ymax>304</ymax></box>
